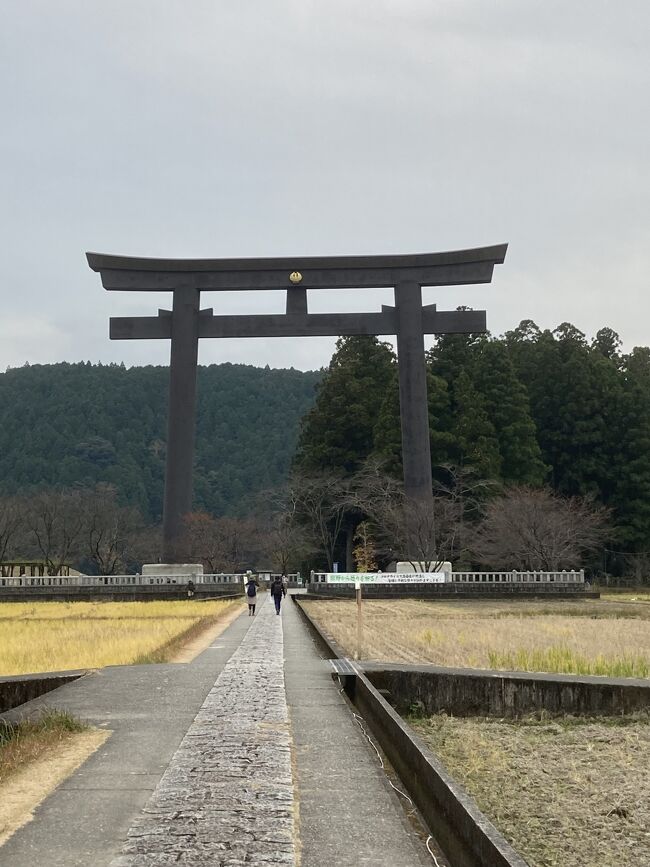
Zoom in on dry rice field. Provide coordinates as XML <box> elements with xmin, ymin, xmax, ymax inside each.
<box><xmin>0</xmin><ymin>599</ymin><xmax>241</xmax><ymax>675</ymax></box>
<box><xmin>301</xmin><ymin>598</ymin><xmax>650</xmax><ymax>677</ymax></box>
<box><xmin>411</xmin><ymin>712</ymin><xmax>650</xmax><ymax>867</ymax></box>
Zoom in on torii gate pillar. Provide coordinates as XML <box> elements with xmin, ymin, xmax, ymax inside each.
<box><xmin>395</xmin><ymin>280</ymin><xmax>433</xmax><ymax>505</ymax></box>
<box><xmin>164</xmin><ymin>288</ymin><xmax>201</xmax><ymax>560</ymax></box>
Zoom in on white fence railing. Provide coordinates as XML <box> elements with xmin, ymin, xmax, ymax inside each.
<box><xmin>0</xmin><ymin>573</ymin><xmax>242</xmax><ymax>589</ymax></box>
<box><xmin>450</xmin><ymin>571</ymin><xmax>584</xmax><ymax>584</ymax></box>
<box><xmin>310</xmin><ymin>570</ymin><xmax>585</xmax><ymax>585</ymax></box>
<box><xmin>0</xmin><ymin>571</ymin><xmax>303</xmax><ymax>590</ymax></box>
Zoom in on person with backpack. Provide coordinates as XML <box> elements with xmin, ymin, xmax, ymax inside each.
<box><xmin>245</xmin><ymin>573</ymin><xmax>259</xmax><ymax>616</ymax></box>
<box><xmin>270</xmin><ymin>575</ymin><xmax>287</xmax><ymax>615</ymax></box>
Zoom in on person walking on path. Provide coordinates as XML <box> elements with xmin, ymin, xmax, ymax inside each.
<box><xmin>245</xmin><ymin>573</ymin><xmax>259</xmax><ymax>616</ymax></box>
<box><xmin>270</xmin><ymin>575</ymin><xmax>286</xmax><ymax>615</ymax></box>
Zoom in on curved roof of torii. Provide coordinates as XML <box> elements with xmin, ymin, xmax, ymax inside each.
<box><xmin>86</xmin><ymin>243</ymin><xmax>507</xmax><ymax>291</ymax></box>
<box><xmin>87</xmin><ymin>244</ymin><xmax>507</xmax><ymax>274</ymax></box>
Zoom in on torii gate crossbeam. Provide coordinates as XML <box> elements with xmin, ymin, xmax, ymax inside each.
<box><xmin>87</xmin><ymin>244</ymin><xmax>507</xmax><ymax>562</ymax></box>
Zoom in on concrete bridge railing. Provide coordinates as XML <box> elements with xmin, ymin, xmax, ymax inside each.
<box><xmin>0</xmin><ymin>571</ymin><xmax>303</xmax><ymax>591</ymax></box>
<box><xmin>309</xmin><ymin>570</ymin><xmax>585</xmax><ymax>585</ymax></box>
<box><xmin>0</xmin><ymin>572</ymin><xmax>243</xmax><ymax>589</ymax></box>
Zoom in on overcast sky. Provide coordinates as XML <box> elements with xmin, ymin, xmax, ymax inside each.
<box><xmin>1</xmin><ymin>1</ymin><xmax>648</xmax><ymax>372</ymax></box>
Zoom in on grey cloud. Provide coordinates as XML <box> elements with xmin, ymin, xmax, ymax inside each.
<box><xmin>1</xmin><ymin>0</ymin><xmax>648</xmax><ymax>372</ymax></box>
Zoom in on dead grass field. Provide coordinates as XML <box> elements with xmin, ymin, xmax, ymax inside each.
<box><xmin>0</xmin><ymin>598</ymin><xmax>241</xmax><ymax>675</ymax></box>
<box><xmin>301</xmin><ymin>598</ymin><xmax>650</xmax><ymax>676</ymax></box>
<box><xmin>410</xmin><ymin>712</ymin><xmax>650</xmax><ymax>867</ymax></box>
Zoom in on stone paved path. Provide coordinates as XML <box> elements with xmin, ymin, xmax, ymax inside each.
<box><xmin>1</xmin><ymin>594</ymin><xmax>432</xmax><ymax>866</ymax></box>
<box><xmin>111</xmin><ymin>601</ymin><xmax>295</xmax><ymax>866</ymax></box>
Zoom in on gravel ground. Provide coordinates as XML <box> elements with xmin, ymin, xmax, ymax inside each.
<box><xmin>410</xmin><ymin>713</ymin><xmax>650</xmax><ymax>867</ymax></box>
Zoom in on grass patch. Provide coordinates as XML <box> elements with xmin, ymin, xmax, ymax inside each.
<box><xmin>487</xmin><ymin>645</ymin><xmax>649</xmax><ymax>678</ymax></box>
<box><xmin>0</xmin><ymin>710</ymin><xmax>87</xmax><ymax>783</ymax></box>
<box><xmin>410</xmin><ymin>712</ymin><xmax>650</xmax><ymax>867</ymax></box>
<box><xmin>0</xmin><ymin>599</ymin><xmax>241</xmax><ymax>675</ymax></box>
<box><xmin>600</xmin><ymin>592</ymin><xmax>650</xmax><ymax>603</ymax></box>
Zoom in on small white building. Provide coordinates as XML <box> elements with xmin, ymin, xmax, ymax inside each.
<box><xmin>141</xmin><ymin>563</ymin><xmax>203</xmax><ymax>579</ymax></box>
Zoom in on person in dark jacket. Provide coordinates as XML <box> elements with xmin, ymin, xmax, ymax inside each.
<box><xmin>270</xmin><ymin>575</ymin><xmax>286</xmax><ymax>615</ymax></box>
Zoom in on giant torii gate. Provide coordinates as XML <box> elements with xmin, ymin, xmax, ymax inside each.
<box><xmin>87</xmin><ymin>244</ymin><xmax>507</xmax><ymax>562</ymax></box>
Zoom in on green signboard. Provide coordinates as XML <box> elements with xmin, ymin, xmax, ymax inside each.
<box><xmin>325</xmin><ymin>572</ymin><xmax>446</xmax><ymax>584</ymax></box>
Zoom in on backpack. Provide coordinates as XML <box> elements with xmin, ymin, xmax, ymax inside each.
<box><xmin>271</xmin><ymin>578</ymin><xmax>283</xmax><ymax>595</ymax></box>
<box><xmin>246</xmin><ymin>581</ymin><xmax>256</xmax><ymax>597</ymax></box>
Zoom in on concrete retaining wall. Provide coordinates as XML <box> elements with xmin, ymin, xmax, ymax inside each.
<box><xmin>293</xmin><ymin>597</ymin><xmax>527</xmax><ymax>866</ymax></box>
<box><xmin>0</xmin><ymin>587</ymin><xmax>243</xmax><ymax>603</ymax></box>
<box><xmin>363</xmin><ymin>663</ymin><xmax>650</xmax><ymax>718</ymax></box>
<box><xmin>305</xmin><ymin>583</ymin><xmax>598</xmax><ymax>599</ymax></box>
<box><xmin>292</xmin><ymin>596</ymin><xmax>649</xmax><ymax>867</ymax></box>
<box><xmin>345</xmin><ymin>672</ymin><xmax>528</xmax><ymax>867</ymax></box>
<box><xmin>0</xmin><ymin>670</ymin><xmax>86</xmax><ymax>714</ymax></box>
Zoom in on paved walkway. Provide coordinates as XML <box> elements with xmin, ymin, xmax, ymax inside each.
<box><xmin>283</xmin><ymin>598</ymin><xmax>430</xmax><ymax>867</ymax></box>
<box><xmin>0</xmin><ymin>595</ymin><xmax>431</xmax><ymax>866</ymax></box>
<box><xmin>111</xmin><ymin>599</ymin><xmax>294</xmax><ymax>865</ymax></box>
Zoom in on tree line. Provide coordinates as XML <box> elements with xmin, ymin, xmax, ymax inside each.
<box><xmin>0</xmin><ymin>485</ymin><xmax>151</xmax><ymax>575</ymax></box>
<box><xmin>2</xmin><ymin>322</ymin><xmax>648</xmax><ymax>579</ymax></box>
<box><xmin>0</xmin><ymin>360</ymin><xmax>320</xmax><ymax>520</ymax></box>
<box><xmin>0</xmin><ymin>485</ymin><xmax>314</xmax><ymax>577</ymax></box>
<box><xmin>290</xmin><ymin>323</ymin><xmax>648</xmax><ymax>578</ymax></box>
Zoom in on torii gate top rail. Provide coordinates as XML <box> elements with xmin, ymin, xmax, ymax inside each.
<box><xmin>87</xmin><ymin>245</ymin><xmax>506</xmax><ymax>340</ymax></box>
<box><xmin>87</xmin><ymin>244</ymin><xmax>507</xmax><ymax>289</ymax></box>
<box><xmin>87</xmin><ymin>244</ymin><xmax>507</xmax><ymax>562</ymax></box>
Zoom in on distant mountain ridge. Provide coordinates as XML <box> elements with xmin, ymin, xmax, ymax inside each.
<box><xmin>0</xmin><ymin>362</ymin><xmax>321</xmax><ymax>519</ymax></box>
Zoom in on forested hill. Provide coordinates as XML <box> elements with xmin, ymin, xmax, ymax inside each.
<box><xmin>0</xmin><ymin>362</ymin><xmax>321</xmax><ymax>519</ymax></box>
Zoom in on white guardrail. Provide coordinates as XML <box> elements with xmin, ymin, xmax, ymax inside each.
<box><xmin>311</xmin><ymin>570</ymin><xmax>585</xmax><ymax>585</ymax></box>
<box><xmin>0</xmin><ymin>570</ymin><xmax>583</xmax><ymax>589</ymax></box>
<box><xmin>0</xmin><ymin>573</ymin><xmax>243</xmax><ymax>589</ymax></box>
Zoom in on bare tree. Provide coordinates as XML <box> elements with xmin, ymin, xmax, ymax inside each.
<box><xmin>469</xmin><ymin>486</ymin><xmax>608</xmax><ymax>571</ymax></box>
<box><xmin>433</xmin><ymin>464</ymin><xmax>498</xmax><ymax>567</ymax></box>
<box><xmin>0</xmin><ymin>495</ymin><xmax>27</xmax><ymax>569</ymax></box>
<box><xmin>80</xmin><ymin>484</ymin><xmax>143</xmax><ymax>575</ymax></box>
<box><xmin>624</xmin><ymin>552</ymin><xmax>650</xmax><ymax>587</ymax></box>
<box><xmin>182</xmin><ymin>512</ymin><xmax>257</xmax><ymax>572</ymax></box>
<box><xmin>369</xmin><ymin>493</ymin><xmax>460</xmax><ymax>572</ymax></box>
<box><xmin>25</xmin><ymin>488</ymin><xmax>86</xmax><ymax>574</ymax></box>
<box><xmin>288</xmin><ymin>472</ymin><xmax>349</xmax><ymax>570</ymax></box>
<box><xmin>249</xmin><ymin>486</ymin><xmax>316</xmax><ymax>574</ymax></box>
<box><xmin>127</xmin><ymin>523</ymin><xmax>163</xmax><ymax>569</ymax></box>
<box><xmin>261</xmin><ymin>511</ymin><xmax>314</xmax><ymax>575</ymax></box>
<box><xmin>352</xmin><ymin>461</ymin><xmax>460</xmax><ymax>571</ymax></box>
